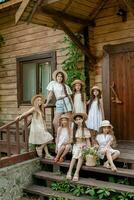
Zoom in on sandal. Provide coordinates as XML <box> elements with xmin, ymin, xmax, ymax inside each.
<box><xmin>72</xmin><ymin>174</ymin><xmax>79</xmax><ymax>182</ymax></box>
<box><xmin>111</xmin><ymin>165</ymin><xmax>117</xmax><ymax>172</ymax></box>
<box><xmin>54</xmin><ymin>157</ymin><xmax>59</xmax><ymax>163</ymax></box>
<box><xmin>36</xmin><ymin>147</ymin><xmax>42</xmax><ymax>157</ymax></box>
<box><xmin>45</xmin><ymin>154</ymin><xmax>54</xmax><ymax>159</ymax></box>
<box><xmin>103</xmin><ymin>161</ymin><xmax>111</xmax><ymax>169</ymax></box>
<box><xmin>66</xmin><ymin>172</ymin><xmax>72</xmax><ymax>180</ymax></box>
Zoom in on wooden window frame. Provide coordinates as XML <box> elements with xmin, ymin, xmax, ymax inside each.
<box><xmin>17</xmin><ymin>51</ymin><xmax>56</xmax><ymax>106</ymax></box>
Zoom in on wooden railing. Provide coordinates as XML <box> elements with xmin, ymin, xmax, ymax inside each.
<box><xmin>0</xmin><ymin>105</ymin><xmax>55</xmax><ymax>167</ymax></box>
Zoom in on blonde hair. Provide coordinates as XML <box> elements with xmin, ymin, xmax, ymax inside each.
<box><xmin>33</xmin><ymin>97</ymin><xmax>45</xmax><ymax>119</ymax></box>
<box><xmin>58</xmin><ymin>117</ymin><xmax>71</xmax><ymax>140</ymax></box>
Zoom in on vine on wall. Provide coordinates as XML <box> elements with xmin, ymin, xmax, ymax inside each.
<box><xmin>62</xmin><ymin>35</ymin><xmax>85</xmax><ymax>87</ymax></box>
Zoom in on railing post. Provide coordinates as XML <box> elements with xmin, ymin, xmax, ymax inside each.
<box><xmin>24</xmin><ymin>116</ymin><xmax>29</xmax><ymax>152</ymax></box>
<box><xmin>16</xmin><ymin>120</ymin><xmax>20</xmax><ymax>154</ymax></box>
<box><xmin>7</xmin><ymin>126</ymin><xmax>11</xmax><ymax>157</ymax></box>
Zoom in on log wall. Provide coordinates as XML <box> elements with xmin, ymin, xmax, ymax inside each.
<box><xmin>0</xmin><ymin>9</ymin><xmax>66</xmax><ymax>124</ymax></box>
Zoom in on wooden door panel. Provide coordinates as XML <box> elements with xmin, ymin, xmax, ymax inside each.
<box><xmin>110</xmin><ymin>52</ymin><xmax>134</xmax><ymax>140</ymax></box>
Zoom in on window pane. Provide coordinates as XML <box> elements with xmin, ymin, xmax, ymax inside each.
<box><xmin>39</xmin><ymin>62</ymin><xmax>51</xmax><ymax>96</ymax></box>
<box><xmin>23</xmin><ymin>63</ymin><xmax>36</xmax><ymax>101</ymax></box>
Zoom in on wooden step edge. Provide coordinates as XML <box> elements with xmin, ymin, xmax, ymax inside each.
<box><xmin>34</xmin><ymin>171</ymin><xmax>134</xmax><ymax>193</ymax></box>
<box><xmin>23</xmin><ymin>185</ymin><xmax>90</xmax><ymax>200</ymax></box>
<box><xmin>41</xmin><ymin>159</ymin><xmax>134</xmax><ymax>178</ymax></box>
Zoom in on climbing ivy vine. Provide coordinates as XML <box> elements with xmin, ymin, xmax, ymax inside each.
<box><xmin>62</xmin><ymin>34</ymin><xmax>85</xmax><ymax>87</ymax></box>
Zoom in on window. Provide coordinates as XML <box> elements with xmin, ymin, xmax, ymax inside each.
<box><xmin>17</xmin><ymin>52</ymin><xmax>56</xmax><ymax>105</ymax></box>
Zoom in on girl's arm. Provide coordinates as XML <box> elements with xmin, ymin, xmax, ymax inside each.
<box><xmin>84</xmin><ymin>93</ymin><xmax>87</xmax><ymax>112</ymax></box>
<box><xmin>100</xmin><ymin>98</ymin><xmax>105</xmax><ymax>120</ymax></box>
<box><xmin>104</xmin><ymin>137</ymin><xmax>113</xmax><ymax>151</ymax></box>
<box><xmin>68</xmin><ymin>128</ymin><xmax>73</xmax><ymax>144</ymax></box>
<box><xmin>87</xmin><ymin>99</ymin><xmax>90</xmax><ymax>105</ymax></box>
<box><xmin>86</xmin><ymin>138</ymin><xmax>91</xmax><ymax>147</ymax></box>
<box><xmin>55</xmin><ymin>128</ymin><xmax>60</xmax><ymax>152</ymax></box>
<box><xmin>44</xmin><ymin>91</ymin><xmax>53</xmax><ymax>107</ymax></box>
<box><xmin>16</xmin><ymin>107</ymin><xmax>35</xmax><ymax>120</ymax></box>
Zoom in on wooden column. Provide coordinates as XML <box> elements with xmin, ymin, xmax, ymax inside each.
<box><xmin>83</xmin><ymin>26</ymin><xmax>90</xmax><ymax>98</ymax></box>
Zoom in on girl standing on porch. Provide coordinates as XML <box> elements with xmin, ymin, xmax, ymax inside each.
<box><xmin>71</xmin><ymin>79</ymin><xmax>86</xmax><ymax>113</ymax></box>
<box><xmin>54</xmin><ymin>114</ymin><xmax>73</xmax><ymax>163</ymax></box>
<box><xmin>95</xmin><ymin>120</ymin><xmax>120</xmax><ymax>172</ymax></box>
<box><xmin>66</xmin><ymin>113</ymin><xmax>91</xmax><ymax>181</ymax></box>
<box><xmin>16</xmin><ymin>95</ymin><xmax>53</xmax><ymax>159</ymax></box>
<box><xmin>45</xmin><ymin>69</ymin><xmax>73</xmax><ymax>133</ymax></box>
<box><xmin>86</xmin><ymin>86</ymin><xmax>104</xmax><ymax>132</ymax></box>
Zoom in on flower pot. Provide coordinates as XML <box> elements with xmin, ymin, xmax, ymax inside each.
<box><xmin>85</xmin><ymin>154</ymin><xmax>96</xmax><ymax>167</ymax></box>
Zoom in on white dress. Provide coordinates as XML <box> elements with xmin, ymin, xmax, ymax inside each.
<box><xmin>57</xmin><ymin>127</ymin><xmax>70</xmax><ymax>151</ymax></box>
<box><xmin>29</xmin><ymin>112</ymin><xmax>53</xmax><ymax>145</ymax></box>
<box><xmin>72</xmin><ymin>128</ymin><xmax>91</xmax><ymax>159</ymax></box>
<box><xmin>73</xmin><ymin>93</ymin><xmax>86</xmax><ymax>113</ymax></box>
<box><xmin>86</xmin><ymin>99</ymin><xmax>102</xmax><ymax>131</ymax></box>
<box><xmin>96</xmin><ymin>134</ymin><xmax>120</xmax><ymax>159</ymax></box>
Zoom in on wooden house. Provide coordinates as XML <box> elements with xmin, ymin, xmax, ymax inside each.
<box><xmin>0</xmin><ymin>0</ymin><xmax>134</xmax><ymax>142</ymax></box>
<box><xmin>0</xmin><ymin>1</ymin><xmax>134</xmax><ymax>198</ymax></box>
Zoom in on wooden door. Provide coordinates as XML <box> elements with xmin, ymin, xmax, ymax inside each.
<box><xmin>103</xmin><ymin>43</ymin><xmax>134</xmax><ymax>141</ymax></box>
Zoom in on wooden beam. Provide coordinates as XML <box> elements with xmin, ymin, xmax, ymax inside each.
<box><xmin>0</xmin><ymin>0</ymin><xmax>22</xmax><ymax>10</ymax></box>
<box><xmin>62</xmin><ymin>0</ymin><xmax>73</xmax><ymax>12</ymax></box>
<box><xmin>42</xmin><ymin>7</ymin><xmax>93</xmax><ymax>26</ymax></box>
<box><xmin>27</xmin><ymin>0</ymin><xmax>43</xmax><ymax>24</ymax></box>
<box><xmin>122</xmin><ymin>0</ymin><xmax>134</xmax><ymax>16</ymax></box>
<box><xmin>15</xmin><ymin>0</ymin><xmax>30</xmax><ymax>24</ymax></box>
<box><xmin>50</xmin><ymin>15</ymin><xmax>96</xmax><ymax>64</ymax></box>
<box><xmin>89</xmin><ymin>0</ymin><xmax>109</xmax><ymax>21</ymax></box>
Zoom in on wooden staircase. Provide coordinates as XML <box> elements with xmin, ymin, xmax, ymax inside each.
<box><xmin>23</xmin><ymin>157</ymin><xmax>134</xmax><ymax>200</ymax></box>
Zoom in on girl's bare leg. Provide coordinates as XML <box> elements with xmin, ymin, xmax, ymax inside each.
<box><xmin>106</xmin><ymin>150</ymin><xmax>119</xmax><ymax>171</ymax></box>
<box><xmin>59</xmin><ymin>145</ymin><xmax>70</xmax><ymax>162</ymax></box>
<box><xmin>53</xmin><ymin>113</ymin><xmax>62</xmax><ymax>133</ymax></box>
<box><xmin>73</xmin><ymin>157</ymin><xmax>83</xmax><ymax>181</ymax></box>
<box><xmin>44</xmin><ymin>144</ymin><xmax>53</xmax><ymax>159</ymax></box>
<box><xmin>66</xmin><ymin>158</ymin><xmax>76</xmax><ymax>180</ymax></box>
<box><xmin>104</xmin><ymin>150</ymin><xmax>120</xmax><ymax>169</ymax></box>
<box><xmin>54</xmin><ymin>146</ymin><xmax>65</xmax><ymax>162</ymax></box>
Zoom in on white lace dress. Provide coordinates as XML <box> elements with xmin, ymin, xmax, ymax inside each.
<box><xmin>73</xmin><ymin>93</ymin><xmax>86</xmax><ymax>113</ymax></box>
<box><xmin>86</xmin><ymin>99</ymin><xmax>103</xmax><ymax>131</ymax></box>
<box><xmin>29</xmin><ymin>112</ymin><xmax>53</xmax><ymax>145</ymax></box>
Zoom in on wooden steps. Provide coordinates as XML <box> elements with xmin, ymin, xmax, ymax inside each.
<box><xmin>33</xmin><ymin>171</ymin><xmax>134</xmax><ymax>193</ymax></box>
<box><xmin>41</xmin><ymin>159</ymin><xmax>134</xmax><ymax>178</ymax></box>
<box><xmin>24</xmin><ymin>185</ymin><xmax>90</xmax><ymax>200</ymax></box>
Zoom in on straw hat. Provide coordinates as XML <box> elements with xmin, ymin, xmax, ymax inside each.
<box><xmin>91</xmin><ymin>85</ymin><xmax>101</xmax><ymax>92</ymax></box>
<box><xmin>99</xmin><ymin>120</ymin><xmax>113</xmax><ymax>129</ymax></box>
<box><xmin>31</xmin><ymin>94</ymin><xmax>45</xmax><ymax>105</ymax></box>
<box><xmin>59</xmin><ymin>114</ymin><xmax>70</xmax><ymax>121</ymax></box>
<box><xmin>71</xmin><ymin>79</ymin><xmax>85</xmax><ymax>87</ymax></box>
<box><xmin>52</xmin><ymin>69</ymin><xmax>67</xmax><ymax>81</ymax></box>
<box><xmin>73</xmin><ymin>113</ymin><xmax>87</xmax><ymax>120</ymax></box>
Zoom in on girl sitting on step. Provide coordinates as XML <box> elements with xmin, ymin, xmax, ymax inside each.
<box><xmin>54</xmin><ymin>114</ymin><xmax>73</xmax><ymax>163</ymax></box>
<box><xmin>16</xmin><ymin>94</ymin><xmax>53</xmax><ymax>159</ymax></box>
<box><xmin>66</xmin><ymin>113</ymin><xmax>91</xmax><ymax>182</ymax></box>
<box><xmin>95</xmin><ymin>120</ymin><xmax>120</xmax><ymax>172</ymax></box>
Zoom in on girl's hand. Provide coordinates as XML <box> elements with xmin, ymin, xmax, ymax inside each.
<box><xmin>15</xmin><ymin>116</ymin><xmax>21</xmax><ymax>121</ymax></box>
<box><xmin>102</xmin><ymin>147</ymin><xmax>107</xmax><ymax>153</ymax></box>
<box><xmin>44</xmin><ymin>103</ymin><xmax>48</xmax><ymax>107</ymax></box>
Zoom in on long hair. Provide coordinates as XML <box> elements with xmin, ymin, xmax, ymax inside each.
<box><xmin>73</xmin><ymin>115</ymin><xmax>86</xmax><ymax>143</ymax></box>
<box><xmin>56</xmin><ymin>72</ymin><xmax>68</xmax><ymax>96</ymax></box>
<box><xmin>72</xmin><ymin>84</ymin><xmax>84</xmax><ymax>103</ymax></box>
<box><xmin>58</xmin><ymin>118</ymin><xmax>71</xmax><ymax>139</ymax></box>
<box><xmin>33</xmin><ymin>98</ymin><xmax>45</xmax><ymax>119</ymax></box>
<box><xmin>88</xmin><ymin>89</ymin><xmax>101</xmax><ymax>110</ymax></box>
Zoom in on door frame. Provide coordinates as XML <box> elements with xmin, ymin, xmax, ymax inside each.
<box><xmin>102</xmin><ymin>41</ymin><xmax>134</xmax><ymax>121</ymax></box>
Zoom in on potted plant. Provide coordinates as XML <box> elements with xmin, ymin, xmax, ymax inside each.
<box><xmin>82</xmin><ymin>146</ymin><xmax>99</xmax><ymax>167</ymax></box>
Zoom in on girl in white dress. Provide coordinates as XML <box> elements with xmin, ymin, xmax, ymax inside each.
<box><xmin>66</xmin><ymin>113</ymin><xmax>91</xmax><ymax>182</ymax></box>
<box><xmin>71</xmin><ymin>79</ymin><xmax>86</xmax><ymax>113</ymax></box>
<box><xmin>54</xmin><ymin>114</ymin><xmax>73</xmax><ymax>163</ymax></box>
<box><xmin>45</xmin><ymin>69</ymin><xmax>73</xmax><ymax>132</ymax></box>
<box><xmin>95</xmin><ymin>120</ymin><xmax>120</xmax><ymax>172</ymax></box>
<box><xmin>86</xmin><ymin>86</ymin><xmax>104</xmax><ymax>132</ymax></box>
<box><xmin>16</xmin><ymin>95</ymin><xmax>53</xmax><ymax>159</ymax></box>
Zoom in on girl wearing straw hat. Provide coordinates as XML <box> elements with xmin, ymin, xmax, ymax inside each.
<box><xmin>66</xmin><ymin>113</ymin><xmax>91</xmax><ymax>182</ymax></box>
<box><xmin>16</xmin><ymin>94</ymin><xmax>53</xmax><ymax>159</ymax></box>
<box><xmin>86</xmin><ymin>85</ymin><xmax>104</xmax><ymax>132</ymax></box>
<box><xmin>71</xmin><ymin>79</ymin><xmax>86</xmax><ymax>113</ymax></box>
<box><xmin>45</xmin><ymin>69</ymin><xmax>73</xmax><ymax>132</ymax></box>
<box><xmin>95</xmin><ymin>120</ymin><xmax>120</xmax><ymax>172</ymax></box>
<box><xmin>54</xmin><ymin>114</ymin><xmax>73</xmax><ymax>163</ymax></box>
